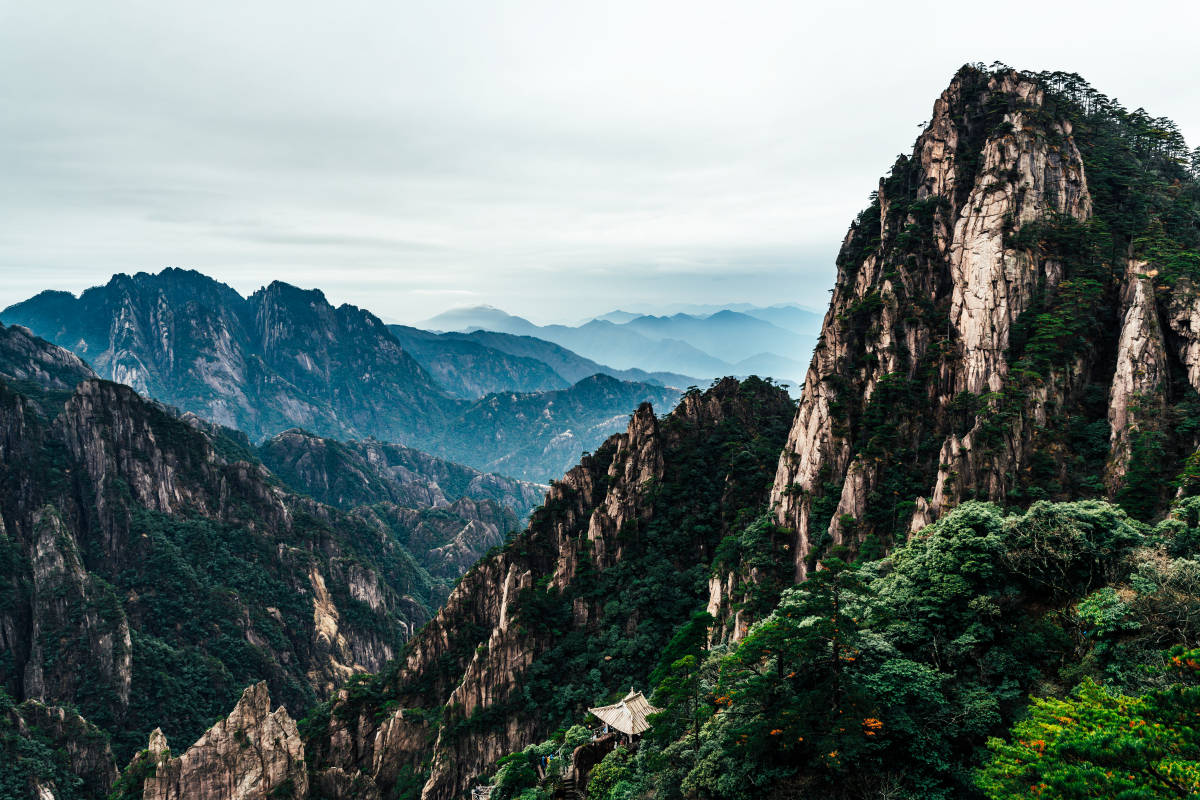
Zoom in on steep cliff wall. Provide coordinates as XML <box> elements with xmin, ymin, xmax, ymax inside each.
<box><xmin>1</xmin><ymin>698</ymin><xmax>119</xmax><ymax>800</ymax></box>
<box><xmin>0</xmin><ymin>363</ymin><xmax>442</xmax><ymax>765</ymax></box>
<box><xmin>771</xmin><ymin>65</ymin><xmax>1200</xmax><ymax>570</ymax></box>
<box><xmin>306</xmin><ymin>409</ymin><xmax>658</xmax><ymax>800</ymax></box>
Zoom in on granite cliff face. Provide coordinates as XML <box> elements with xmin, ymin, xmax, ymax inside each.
<box><xmin>0</xmin><ymin>329</ymin><xmax>464</xmax><ymax>776</ymax></box>
<box><xmin>140</xmin><ymin>683</ymin><xmax>307</xmax><ymax>800</ymax></box>
<box><xmin>771</xmin><ymin>65</ymin><xmax>1200</xmax><ymax>571</ymax></box>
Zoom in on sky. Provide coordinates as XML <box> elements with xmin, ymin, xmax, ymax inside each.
<box><xmin>1</xmin><ymin>1</ymin><xmax>1198</xmax><ymax>325</ymax></box>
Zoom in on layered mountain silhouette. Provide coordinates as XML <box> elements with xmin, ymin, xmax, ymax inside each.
<box><xmin>11</xmin><ymin>62</ymin><xmax>1200</xmax><ymax>800</ymax></box>
<box><xmin>419</xmin><ymin>303</ymin><xmax>816</xmax><ymax>387</ymax></box>
<box><xmin>2</xmin><ymin>270</ymin><xmax>682</xmax><ymax>481</ymax></box>
<box><xmin>389</xmin><ymin>325</ymin><xmax>697</xmax><ymax>392</ymax></box>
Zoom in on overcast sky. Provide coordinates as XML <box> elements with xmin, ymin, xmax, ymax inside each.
<box><xmin>1</xmin><ymin>0</ymin><xmax>1197</xmax><ymax>324</ymax></box>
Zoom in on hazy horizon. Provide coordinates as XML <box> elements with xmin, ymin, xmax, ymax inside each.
<box><xmin>3</xmin><ymin>0</ymin><xmax>1198</xmax><ymax>325</ymax></box>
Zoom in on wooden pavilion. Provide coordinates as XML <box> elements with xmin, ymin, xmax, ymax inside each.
<box><xmin>587</xmin><ymin>689</ymin><xmax>660</xmax><ymax>737</ymax></box>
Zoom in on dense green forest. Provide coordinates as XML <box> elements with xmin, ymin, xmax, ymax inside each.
<box><xmin>491</xmin><ymin>499</ymin><xmax>1200</xmax><ymax>799</ymax></box>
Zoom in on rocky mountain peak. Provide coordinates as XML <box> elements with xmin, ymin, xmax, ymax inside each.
<box><xmin>771</xmin><ymin>63</ymin><xmax>1200</xmax><ymax>574</ymax></box>
<box><xmin>142</xmin><ymin>682</ymin><xmax>308</xmax><ymax>800</ymax></box>
<box><xmin>0</xmin><ymin>323</ymin><xmax>97</xmax><ymax>392</ymax></box>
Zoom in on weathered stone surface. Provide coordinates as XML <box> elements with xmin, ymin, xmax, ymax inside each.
<box><xmin>23</xmin><ymin>506</ymin><xmax>132</xmax><ymax>712</ymax></box>
<box><xmin>770</xmin><ymin>67</ymin><xmax>1098</xmax><ymax>567</ymax></box>
<box><xmin>1106</xmin><ymin>261</ymin><xmax>1169</xmax><ymax>488</ymax></box>
<box><xmin>947</xmin><ymin>75</ymin><xmax>1091</xmax><ymax>395</ymax></box>
<box><xmin>142</xmin><ymin>683</ymin><xmax>308</xmax><ymax>800</ymax></box>
<box><xmin>1164</xmin><ymin>277</ymin><xmax>1200</xmax><ymax>393</ymax></box>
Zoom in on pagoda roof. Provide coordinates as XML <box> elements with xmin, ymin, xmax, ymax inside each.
<box><xmin>587</xmin><ymin>689</ymin><xmax>660</xmax><ymax>736</ymax></box>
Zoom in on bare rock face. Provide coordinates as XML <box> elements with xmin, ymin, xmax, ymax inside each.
<box><xmin>771</xmin><ymin>64</ymin><xmax>1200</xmax><ymax>567</ymax></box>
<box><xmin>306</xmin><ymin>566</ymin><xmax>396</xmax><ymax>694</ymax></box>
<box><xmin>142</xmin><ymin>683</ymin><xmax>308</xmax><ymax>800</ymax></box>
<box><xmin>769</xmin><ymin>68</ymin><xmax>1096</xmax><ymax>571</ymax></box>
<box><xmin>23</xmin><ymin>506</ymin><xmax>132</xmax><ymax>713</ymax></box>
<box><xmin>1165</xmin><ymin>278</ymin><xmax>1200</xmax><ymax>390</ymax></box>
<box><xmin>1106</xmin><ymin>260</ymin><xmax>1169</xmax><ymax>489</ymax></box>
<box><xmin>705</xmin><ymin>570</ymin><xmax>749</xmax><ymax>645</ymax></box>
<box><xmin>947</xmin><ymin>75</ymin><xmax>1091</xmax><ymax>396</ymax></box>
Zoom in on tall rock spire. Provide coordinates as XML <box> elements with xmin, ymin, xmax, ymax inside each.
<box><xmin>771</xmin><ymin>67</ymin><xmax>1095</xmax><ymax>575</ymax></box>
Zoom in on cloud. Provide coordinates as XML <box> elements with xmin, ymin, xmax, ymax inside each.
<box><xmin>1</xmin><ymin>0</ymin><xmax>1197</xmax><ymax>324</ymax></box>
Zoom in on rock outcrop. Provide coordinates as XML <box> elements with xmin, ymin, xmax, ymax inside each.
<box><xmin>771</xmin><ymin>64</ymin><xmax>1200</xmax><ymax>568</ymax></box>
<box><xmin>22</xmin><ymin>507</ymin><xmax>132</xmax><ymax>710</ymax></box>
<box><xmin>142</xmin><ymin>683</ymin><xmax>307</xmax><ymax>800</ymax></box>
<box><xmin>0</xmin><ymin>323</ymin><xmax>97</xmax><ymax>392</ymax></box>
<box><xmin>1106</xmin><ymin>260</ymin><xmax>1169</xmax><ymax>489</ymax></box>
<box><xmin>2</xmin><ymin>699</ymin><xmax>119</xmax><ymax>800</ymax></box>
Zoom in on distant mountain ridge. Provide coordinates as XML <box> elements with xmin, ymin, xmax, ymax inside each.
<box><xmin>386</xmin><ymin>324</ymin><xmax>570</xmax><ymax>398</ymax></box>
<box><xmin>1</xmin><ymin>270</ymin><xmax>683</xmax><ymax>481</ymax></box>
<box><xmin>391</xmin><ymin>324</ymin><xmax>698</xmax><ymax>391</ymax></box>
<box><xmin>258</xmin><ymin>427</ymin><xmax>545</xmax><ymax>518</ymax></box>
<box><xmin>438</xmin><ymin>373</ymin><xmax>682</xmax><ymax>480</ymax></box>
<box><xmin>257</xmin><ymin>428</ymin><xmax>546</xmax><ymax>580</ymax></box>
<box><xmin>419</xmin><ymin>303</ymin><xmax>816</xmax><ymax>387</ymax></box>
<box><xmin>421</xmin><ymin>305</ymin><xmax>732</xmax><ymax>376</ymax></box>
<box><xmin>4</xmin><ymin>268</ymin><xmax>452</xmax><ymax>443</ymax></box>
